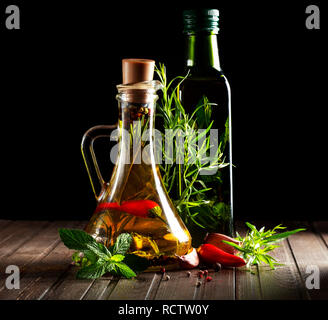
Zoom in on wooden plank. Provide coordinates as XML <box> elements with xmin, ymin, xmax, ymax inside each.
<box><xmin>153</xmin><ymin>267</ymin><xmax>235</xmax><ymax>300</ymax></box>
<box><xmin>15</xmin><ymin>221</ymin><xmax>87</xmax><ymax>300</ymax></box>
<box><xmin>286</xmin><ymin>221</ymin><xmax>328</xmax><ymax>300</ymax></box>
<box><xmin>36</xmin><ymin>221</ymin><xmax>98</xmax><ymax>300</ymax></box>
<box><xmin>197</xmin><ymin>267</ymin><xmax>235</xmax><ymax>300</ymax></box>
<box><xmin>41</xmin><ymin>265</ymin><xmax>95</xmax><ymax>300</ymax></box>
<box><xmin>107</xmin><ymin>272</ymin><xmax>162</xmax><ymax>300</ymax></box>
<box><xmin>0</xmin><ymin>220</ymin><xmax>13</xmax><ymax>232</ymax></box>
<box><xmin>235</xmin><ymin>221</ymin><xmax>261</xmax><ymax>300</ymax></box>
<box><xmin>259</xmin><ymin>239</ymin><xmax>308</xmax><ymax>300</ymax></box>
<box><xmin>82</xmin><ymin>276</ymin><xmax>115</xmax><ymax>300</ymax></box>
<box><xmin>153</xmin><ymin>269</ymin><xmax>200</xmax><ymax>300</ymax></box>
<box><xmin>235</xmin><ymin>267</ymin><xmax>261</xmax><ymax>300</ymax></box>
<box><xmin>0</xmin><ymin>221</ymin><xmax>49</xmax><ymax>258</ymax></box>
<box><xmin>0</xmin><ymin>220</ymin><xmax>26</xmax><ymax>242</ymax></box>
<box><xmin>255</xmin><ymin>221</ymin><xmax>307</xmax><ymax>300</ymax></box>
<box><xmin>313</xmin><ymin>221</ymin><xmax>328</xmax><ymax>247</ymax></box>
<box><xmin>0</xmin><ymin>219</ymin><xmax>318</xmax><ymax>300</ymax></box>
<box><xmin>0</xmin><ymin>221</ymin><xmax>80</xmax><ymax>300</ymax></box>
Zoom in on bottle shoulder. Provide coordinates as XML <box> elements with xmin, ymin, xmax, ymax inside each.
<box><xmin>184</xmin><ymin>66</ymin><xmax>229</xmax><ymax>84</ymax></box>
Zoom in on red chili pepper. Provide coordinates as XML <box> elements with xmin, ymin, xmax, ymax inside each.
<box><xmin>95</xmin><ymin>202</ymin><xmax>120</xmax><ymax>213</ymax></box>
<box><xmin>95</xmin><ymin>200</ymin><xmax>160</xmax><ymax>218</ymax></box>
<box><xmin>120</xmin><ymin>200</ymin><xmax>159</xmax><ymax>217</ymax></box>
<box><xmin>197</xmin><ymin>244</ymin><xmax>246</xmax><ymax>268</ymax></box>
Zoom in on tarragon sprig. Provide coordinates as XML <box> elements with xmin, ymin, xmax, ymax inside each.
<box><xmin>155</xmin><ymin>63</ymin><xmax>231</xmax><ymax>230</ymax></box>
<box><xmin>222</xmin><ymin>222</ymin><xmax>305</xmax><ymax>270</ymax></box>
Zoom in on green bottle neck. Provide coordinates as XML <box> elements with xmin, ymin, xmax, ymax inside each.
<box><xmin>185</xmin><ymin>33</ymin><xmax>221</xmax><ymax>72</ymax></box>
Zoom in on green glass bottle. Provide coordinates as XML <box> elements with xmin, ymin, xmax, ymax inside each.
<box><xmin>180</xmin><ymin>9</ymin><xmax>233</xmax><ymax>243</ymax></box>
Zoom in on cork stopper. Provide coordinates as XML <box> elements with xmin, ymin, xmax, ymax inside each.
<box><xmin>122</xmin><ymin>59</ymin><xmax>155</xmax><ymax>84</ymax></box>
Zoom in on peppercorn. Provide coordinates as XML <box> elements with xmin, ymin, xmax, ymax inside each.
<box><xmin>186</xmin><ymin>271</ymin><xmax>191</xmax><ymax>277</ymax></box>
<box><xmin>165</xmin><ymin>275</ymin><xmax>171</xmax><ymax>281</ymax></box>
<box><xmin>196</xmin><ymin>281</ymin><xmax>201</xmax><ymax>287</ymax></box>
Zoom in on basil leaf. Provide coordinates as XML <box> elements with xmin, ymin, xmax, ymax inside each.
<box><xmin>114</xmin><ymin>262</ymin><xmax>137</xmax><ymax>278</ymax></box>
<box><xmin>58</xmin><ymin>228</ymin><xmax>95</xmax><ymax>251</ymax></box>
<box><xmin>112</xmin><ymin>233</ymin><xmax>132</xmax><ymax>255</ymax></box>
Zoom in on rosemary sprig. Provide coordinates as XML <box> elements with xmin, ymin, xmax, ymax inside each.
<box><xmin>222</xmin><ymin>222</ymin><xmax>306</xmax><ymax>270</ymax></box>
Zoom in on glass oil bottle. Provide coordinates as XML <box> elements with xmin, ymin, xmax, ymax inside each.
<box><xmin>81</xmin><ymin>59</ymin><xmax>192</xmax><ymax>271</ymax></box>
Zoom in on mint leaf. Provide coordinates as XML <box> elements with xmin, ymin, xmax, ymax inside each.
<box><xmin>114</xmin><ymin>262</ymin><xmax>137</xmax><ymax>278</ymax></box>
<box><xmin>82</xmin><ymin>249</ymin><xmax>98</xmax><ymax>264</ymax></box>
<box><xmin>110</xmin><ymin>254</ymin><xmax>125</xmax><ymax>262</ymax></box>
<box><xmin>59</xmin><ymin>229</ymin><xmax>142</xmax><ymax>280</ymax></box>
<box><xmin>76</xmin><ymin>261</ymin><xmax>112</xmax><ymax>279</ymax></box>
<box><xmin>59</xmin><ymin>228</ymin><xmax>95</xmax><ymax>251</ymax></box>
<box><xmin>112</xmin><ymin>233</ymin><xmax>132</xmax><ymax>255</ymax></box>
<box><xmin>85</xmin><ymin>242</ymin><xmax>111</xmax><ymax>261</ymax></box>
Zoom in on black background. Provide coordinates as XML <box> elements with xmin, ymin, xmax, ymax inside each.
<box><xmin>1</xmin><ymin>0</ymin><xmax>326</xmax><ymax>222</ymax></box>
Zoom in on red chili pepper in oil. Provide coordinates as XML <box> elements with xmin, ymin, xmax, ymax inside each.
<box><xmin>197</xmin><ymin>244</ymin><xmax>246</xmax><ymax>268</ymax></box>
<box><xmin>95</xmin><ymin>200</ymin><xmax>161</xmax><ymax>218</ymax></box>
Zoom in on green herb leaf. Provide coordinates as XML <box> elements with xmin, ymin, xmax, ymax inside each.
<box><xmin>263</xmin><ymin>229</ymin><xmax>306</xmax><ymax>243</ymax></box>
<box><xmin>112</xmin><ymin>233</ymin><xmax>132</xmax><ymax>255</ymax></box>
<box><xmin>114</xmin><ymin>262</ymin><xmax>137</xmax><ymax>279</ymax></box>
<box><xmin>223</xmin><ymin>223</ymin><xmax>305</xmax><ymax>270</ymax></box>
<box><xmin>58</xmin><ymin>228</ymin><xmax>95</xmax><ymax>251</ymax></box>
<box><xmin>110</xmin><ymin>254</ymin><xmax>125</xmax><ymax>262</ymax></box>
<box><xmin>85</xmin><ymin>242</ymin><xmax>111</xmax><ymax>261</ymax></box>
<box><xmin>155</xmin><ymin>63</ymin><xmax>231</xmax><ymax>231</ymax></box>
<box><xmin>221</xmin><ymin>240</ymin><xmax>251</xmax><ymax>254</ymax></box>
<box><xmin>76</xmin><ymin>262</ymin><xmax>112</xmax><ymax>279</ymax></box>
<box><xmin>59</xmin><ymin>228</ymin><xmax>141</xmax><ymax>280</ymax></box>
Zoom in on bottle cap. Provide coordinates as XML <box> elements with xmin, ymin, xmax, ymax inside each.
<box><xmin>183</xmin><ymin>9</ymin><xmax>219</xmax><ymax>34</ymax></box>
<box><xmin>122</xmin><ymin>59</ymin><xmax>155</xmax><ymax>84</ymax></box>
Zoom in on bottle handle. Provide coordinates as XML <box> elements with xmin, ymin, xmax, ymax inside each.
<box><xmin>81</xmin><ymin>124</ymin><xmax>117</xmax><ymax>201</ymax></box>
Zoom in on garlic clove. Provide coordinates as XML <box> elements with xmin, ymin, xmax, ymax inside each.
<box><xmin>176</xmin><ymin>248</ymin><xmax>199</xmax><ymax>269</ymax></box>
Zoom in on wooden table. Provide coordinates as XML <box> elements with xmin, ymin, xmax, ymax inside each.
<box><xmin>0</xmin><ymin>220</ymin><xmax>327</xmax><ymax>300</ymax></box>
